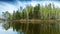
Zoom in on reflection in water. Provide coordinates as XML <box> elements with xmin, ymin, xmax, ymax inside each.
<box><xmin>0</xmin><ymin>23</ymin><xmax>17</xmax><ymax>34</ymax></box>
<box><xmin>2</xmin><ymin>21</ymin><xmax>60</xmax><ymax>34</ymax></box>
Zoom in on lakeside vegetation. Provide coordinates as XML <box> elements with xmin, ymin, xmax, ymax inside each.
<box><xmin>2</xmin><ymin>3</ymin><xmax>60</xmax><ymax>21</ymax></box>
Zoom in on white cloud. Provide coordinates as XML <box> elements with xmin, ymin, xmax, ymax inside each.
<box><xmin>18</xmin><ymin>1</ymin><xmax>26</xmax><ymax>8</ymax></box>
<box><xmin>54</xmin><ymin>2</ymin><xmax>60</xmax><ymax>8</ymax></box>
<box><xmin>32</xmin><ymin>0</ymin><xmax>58</xmax><ymax>1</ymax></box>
<box><xmin>0</xmin><ymin>2</ymin><xmax>18</xmax><ymax>13</ymax></box>
<box><xmin>18</xmin><ymin>1</ymin><xmax>60</xmax><ymax>8</ymax></box>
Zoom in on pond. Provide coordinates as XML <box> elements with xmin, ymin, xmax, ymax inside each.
<box><xmin>0</xmin><ymin>21</ymin><xmax>60</xmax><ymax>34</ymax></box>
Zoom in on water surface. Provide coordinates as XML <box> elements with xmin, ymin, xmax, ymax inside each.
<box><xmin>0</xmin><ymin>23</ymin><xmax>18</xmax><ymax>34</ymax></box>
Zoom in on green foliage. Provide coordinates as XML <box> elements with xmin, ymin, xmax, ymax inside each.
<box><xmin>2</xmin><ymin>11</ymin><xmax>11</xmax><ymax>20</ymax></box>
<box><xmin>22</xmin><ymin>9</ymin><xmax>27</xmax><ymax>19</ymax></box>
<box><xmin>14</xmin><ymin>11</ymin><xmax>21</xmax><ymax>20</ymax></box>
<box><xmin>33</xmin><ymin>4</ymin><xmax>41</xmax><ymax>19</ymax></box>
<box><xmin>2</xmin><ymin>3</ymin><xmax>60</xmax><ymax>20</ymax></box>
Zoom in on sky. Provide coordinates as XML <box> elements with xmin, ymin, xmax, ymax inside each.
<box><xmin>0</xmin><ymin>0</ymin><xmax>60</xmax><ymax>16</ymax></box>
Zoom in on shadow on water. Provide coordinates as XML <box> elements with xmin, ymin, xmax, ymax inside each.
<box><xmin>2</xmin><ymin>21</ymin><xmax>60</xmax><ymax>34</ymax></box>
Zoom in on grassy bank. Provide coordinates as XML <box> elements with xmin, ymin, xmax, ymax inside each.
<box><xmin>8</xmin><ymin>19</ymin><xmax>60</xmax><ymax>24</ymax></box>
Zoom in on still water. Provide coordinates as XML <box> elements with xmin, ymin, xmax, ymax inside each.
<box><xmin>0</xmin><ymin>23</ymin><xmax>18</xmax><ymax>34</ymax></box>
<box><xmin>0</xmin><ymin>21</ymin><xmax>60</xmax><ymax>34</ymax></box>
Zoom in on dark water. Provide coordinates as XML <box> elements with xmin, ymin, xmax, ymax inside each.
<box><xmin>0</xmin><ymin>21</ymin><xmax>60</xmax><ymax>34</ymax></box>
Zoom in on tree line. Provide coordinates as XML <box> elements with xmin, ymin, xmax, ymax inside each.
<box><xmin>2</xmin><ymin>3</ymin><xmax>60</xmax><ymax>20</ymax></box>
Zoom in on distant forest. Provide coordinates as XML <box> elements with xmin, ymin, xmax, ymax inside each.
<box><xmin>2</xmin><ymin>3</ymin><xmax>60</xmax><ymax>20</ymax></box>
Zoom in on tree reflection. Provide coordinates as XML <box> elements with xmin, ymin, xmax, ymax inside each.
<box><xmin>2</xmin><ymin>21</ymin><xmax>60</xmax><ymax>34</ymax></box>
